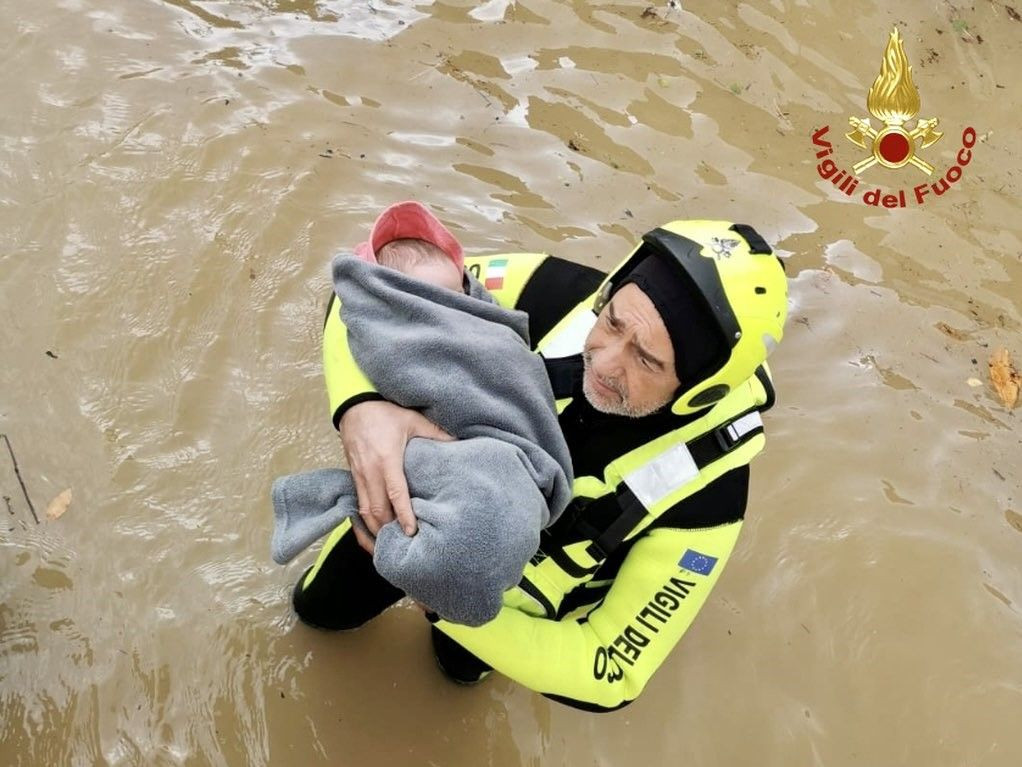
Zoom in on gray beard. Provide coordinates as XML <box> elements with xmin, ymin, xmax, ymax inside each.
<box><xmin>580</xmin><ymin>358</ymin><xmax>670</xmax><ymax>419</ymax></box>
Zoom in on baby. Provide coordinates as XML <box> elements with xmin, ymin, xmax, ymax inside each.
<box><xmin>352</xmin><ymin>200</ymin><xmax>468</xmax><ymax>292</ymax></box>
<box><xmin>375</xmin><ymin>238</ymin><xmax>465</xmax><ymax>293</ymax></box>
<box><xmin>271</xmin><ymin>202</ymin><xmax>574</xmax><ymax>626</ymax></box>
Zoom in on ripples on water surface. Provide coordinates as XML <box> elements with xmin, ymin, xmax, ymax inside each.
<box><xmin>1</xmin><ymin>1</ymin><xmax>1020</xmax><ymax>765</ymax></box>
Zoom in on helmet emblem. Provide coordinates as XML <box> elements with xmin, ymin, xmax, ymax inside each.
<box><xmin>709</xmin><ymin>237</ymin><xmax>741</xmax><ymax>260</ymax></box>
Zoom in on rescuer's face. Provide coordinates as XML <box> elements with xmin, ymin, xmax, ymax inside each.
<box><xmin>582</xmin><ymin>283</ymin><xmax>680</xmax><ymax>418</ymax></box>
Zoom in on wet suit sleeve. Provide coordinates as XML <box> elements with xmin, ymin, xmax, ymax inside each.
<box><xmin>323</xmin><ymin>293</ymin><xmax>382</xmax><ymax>430</ymax></box>
<box><xmin>432</xmin><ymin>519</ymin><xmax>743</xmax><ymax>712</ymax></box>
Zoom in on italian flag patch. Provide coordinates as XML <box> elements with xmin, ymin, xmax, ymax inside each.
<box><xmin>484</xmin><ymin>258</ymin><xmax>508</xmax><ymax>290</ymax></box>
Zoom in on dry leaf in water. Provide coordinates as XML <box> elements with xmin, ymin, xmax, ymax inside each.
<box><xmin>46</xmin><ymin>488</ymin><xmax>72</xmax><ymax>520</ymax></box>
<box><xmin>988</xmin><ymin>348</ymin><xmax>1020</xmax><ymax>409</ymax></box>
<box><xmin>937</xmin><ymin>321</ymin><xmax>968</xmax><ymax>341</ymax></box>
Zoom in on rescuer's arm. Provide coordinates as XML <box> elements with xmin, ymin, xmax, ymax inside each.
<box><xmin>431</xmin><ymin>520</ymin><xmax>743</xmax><ymax>712</ymax></box>
<box><xmin>323</xmin><ymin>293</ymin><xmax>383</xmax><ymax>431</ymax></box>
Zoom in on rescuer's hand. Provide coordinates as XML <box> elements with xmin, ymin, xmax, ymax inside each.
<box><xmin>339</xmin><ymin>400</ymin><xmax>454</xmax><ymax>552</ymax></box>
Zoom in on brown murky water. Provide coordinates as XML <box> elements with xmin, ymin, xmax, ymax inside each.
<box><xmin>2</xmin><ymin>1</ymin><xmax>1020</xmax><ymax>764</ymax></box>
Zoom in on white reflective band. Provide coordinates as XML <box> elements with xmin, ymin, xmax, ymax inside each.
<box><xmin>540</xmin><ymin>310</ymin><xmax>597</xmax><ymax>359</ymax></box>
<box><xmin>726</xmin><ymin>412</ymin><xmax>762</xmax><ymax>443</ymax></box>
<box><xmin>623</xmin><ymin>442</ymin><xmax>700</xmax><ymax>511</ymax></box>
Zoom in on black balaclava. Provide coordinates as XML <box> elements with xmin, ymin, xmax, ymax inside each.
<box><xmin>610</xmin><ymin>255</ymin><xmax>726</xmax><ymax>386</ymax></box>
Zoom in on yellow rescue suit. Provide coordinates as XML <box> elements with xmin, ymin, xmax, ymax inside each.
<box><xmin>318</xmin><ymin>249</ymin><xmax>776</xmax><ymax>711</ymax></box>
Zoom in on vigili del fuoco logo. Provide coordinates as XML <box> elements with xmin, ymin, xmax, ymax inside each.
<box><xmin>810</xmin><ymin>27</ymin><xmax>977</xmax><ymax>208</ymax></box>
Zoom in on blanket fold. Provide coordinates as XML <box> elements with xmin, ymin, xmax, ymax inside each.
<box><xmin>271</xmin><ymin>255</ymin><xmax>573</xmax><ymax>626</ymax></box>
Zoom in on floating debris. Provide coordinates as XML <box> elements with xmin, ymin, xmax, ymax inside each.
<box><xmin>936</xmin><ymin>321</ymin><xmax>969</xmax><ymax>341</ymax></box>
<box><xmin>988</xmin><ymin>348</ymin><xmax>1020</xmax><ymax>409</ymax></box>
<box><xmin>1</xmin><ymin>434</ymin><xmax>38</xmax><ymax>524</ymax></box>
<box><xmin>45</xmin><ymin>488</ymin><xmax>72</xmax><ymax>521</ymax></box>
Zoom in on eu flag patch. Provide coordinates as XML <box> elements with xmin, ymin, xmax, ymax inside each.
<box><xmin>679</xmin><ymin>549</ymin><xmax>718</xmax><ymax>576</ymax></box>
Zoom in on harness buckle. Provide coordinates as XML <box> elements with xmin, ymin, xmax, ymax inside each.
<box><xmin>713</xmin><ymin>423</ymin><xmax>740</xmax><ymax>453</ymax></box>
<box><xmin>585</xmin><ymin>540</ymin><xmax>608</xmax><ymax>562</ymax></box>
<box><xmin>712</xmin><ymin>412</ymin><xmax>764</xmax><ymax>454</ymax></box>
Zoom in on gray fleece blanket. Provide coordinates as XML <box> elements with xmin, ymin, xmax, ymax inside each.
<box><xmin>271</xmin><ymin>255</ymin><xmax>573</xmax><ymax>626</ymax></box>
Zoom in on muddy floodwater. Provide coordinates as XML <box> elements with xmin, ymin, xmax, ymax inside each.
<box><xmin>2</xmin><ymin>1</ymin><xmax>1021</xmax><ymax>765</ymax></box>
